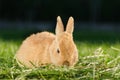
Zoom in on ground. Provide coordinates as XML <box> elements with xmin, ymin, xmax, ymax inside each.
<box><xmin>0</xmin><ymin>29</ymin><xmax>120</xmax><ymax>79</ymax></box>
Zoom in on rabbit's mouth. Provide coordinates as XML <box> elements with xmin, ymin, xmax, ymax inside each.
<box><xmin>63</xmin><ymin>61</ymin><xmax>70</xmax><ymax>66</ymax></box>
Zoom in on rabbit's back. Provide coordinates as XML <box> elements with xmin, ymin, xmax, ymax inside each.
<box><xmin>15</xmin><ymin>32</ymin><xmax>55</xmax><ymax>68</ymax></box>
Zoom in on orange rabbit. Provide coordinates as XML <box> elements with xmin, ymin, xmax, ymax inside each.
<box><xmin>15</xmin><ymin>16</ymin><xmax>78</xmax><ymax>68</ymax></box>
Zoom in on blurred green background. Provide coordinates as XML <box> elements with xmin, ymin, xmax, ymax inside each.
<box><xmin>0</xmin><ymin>0</ymin><xmax>120</xmax><ymax>22</ymax></box>
<box><xmin>0</xmin><ymin>0</ymin><xmax>120</xmax><ymax>41</ymax></box>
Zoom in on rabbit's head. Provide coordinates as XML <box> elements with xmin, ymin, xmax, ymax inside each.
<box><xmin>49</xmin><ymin>16</ymin><xmax>78</xmax><ymax>66</ymax></box>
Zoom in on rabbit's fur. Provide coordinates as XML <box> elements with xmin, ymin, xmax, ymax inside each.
<box><xmin>15</xmin><ymin>16</ymin><xmax>78</xmax><ymax>68</ymax></box>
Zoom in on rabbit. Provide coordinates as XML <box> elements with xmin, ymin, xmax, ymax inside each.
<box><xmin>15</xmin><ymin>16</ymin><xmax>78</xmax><ymax>68</ymax></box>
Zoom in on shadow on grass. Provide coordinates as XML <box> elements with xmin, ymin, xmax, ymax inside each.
<box><xmin>0</xmin><ymin>28</ymin><xmax>120</xmax><ymax>44</ymax></box>
<box><xmin>0</xmin><ymin>28</ymin><xmax>42</xmax><ymax>41</ymax></box>
<box><xmin>74</xmin><ymin>30</ymin><xmax>120</xmax><ymax>44</ymax></box>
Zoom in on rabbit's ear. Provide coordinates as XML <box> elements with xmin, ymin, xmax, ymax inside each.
<box><xmin>55</xmin><ymin>16</ymin><xmax>64</xmax><ymax>35</ymax></box>
<box><xmin>66</xmin><ymin>17</ymin><xmax>74</xmax><ymax>34</ymax></box>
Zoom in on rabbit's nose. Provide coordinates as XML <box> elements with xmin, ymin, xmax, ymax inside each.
<box><xmin>63</xmin><ymin>61</ymin><xmax>70</xmax><ymax>66</ymax></box>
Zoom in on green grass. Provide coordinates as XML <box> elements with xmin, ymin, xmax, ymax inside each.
<box><xmin>0</xmin><ymin>29</ymin><xmax>120</xmax><ymax>79</ymax></box>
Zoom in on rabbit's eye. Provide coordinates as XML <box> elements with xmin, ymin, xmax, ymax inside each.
<box><xmin>57</xmin><ymin>49</ymin><xmax>60</xmax><ymax>54</ymax></box>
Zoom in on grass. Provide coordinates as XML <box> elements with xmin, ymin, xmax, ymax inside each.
<box><xmin>0</xmin><ymin>29</ymin><xmax>120</xmax><ymax>79</ymax></box>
